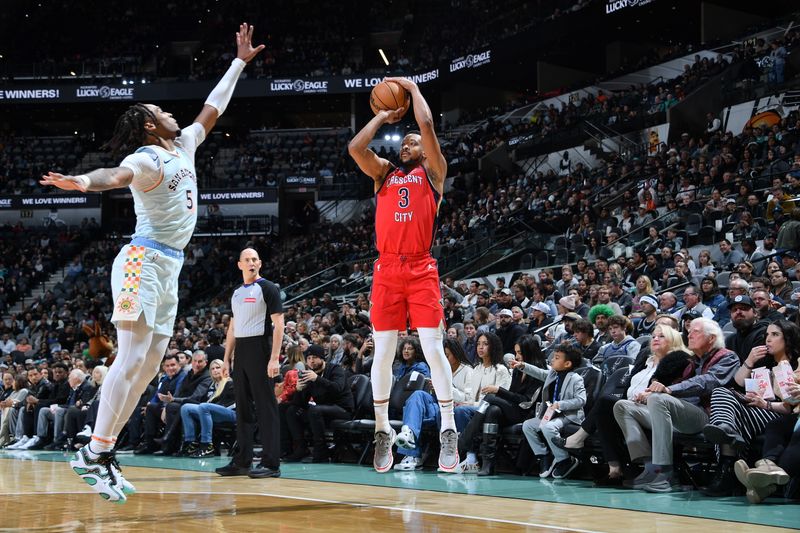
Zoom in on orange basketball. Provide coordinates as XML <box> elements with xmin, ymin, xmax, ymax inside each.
<box><xmin>370</xmin><ymin>81</ymin><xmax>409</xmax><ymax>116</ymax></box>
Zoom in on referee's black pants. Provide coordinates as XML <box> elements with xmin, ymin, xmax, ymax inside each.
<box><xmin>232</xmin><ymin>336</ymin><xmax>280</xmax><ymax>470</ymax></box>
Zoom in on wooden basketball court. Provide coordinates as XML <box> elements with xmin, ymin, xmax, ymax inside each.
<box><xmin>0</xmin><ymin>454</ymin><xmax>795</xmax><ymax>532</ymax></box>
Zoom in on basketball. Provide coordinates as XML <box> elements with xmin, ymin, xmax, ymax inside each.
<box><xmin>370</xmin><ymin>81</ymin><xmax>409</xmax><ymax>116</ymax></box>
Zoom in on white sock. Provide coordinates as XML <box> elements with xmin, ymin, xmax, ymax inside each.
<box><xmin>418</xmin><ymin>327</ymin><xmax>455</xmax><ymax>432</ymax></box>
<box><xmin>87</xmin><ymin>436</ymin><xmax>115</xmax><ymax>459</ymax></box>
<box><xmin>371</xmin><ymin>330</ymin><xmax>398</xmax><ymax>433</ymax></box>
<box><xmin>466</xmin><ymin>452</ymin><xmax>478</xmax><ymax>464</ymax></box>
<box><xmin>374</xmin><ymin>402</ymin><xmax>390</xmax><ymax>434</ymax></box>
<box><xmin>439</xmin><ymin>400</ymin><xmax>455</xmax><ymax>433</ymax></box>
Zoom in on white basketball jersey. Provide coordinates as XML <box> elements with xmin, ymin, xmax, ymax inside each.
<box><xmin>120</xmin><ymin>122</ymin><xmax>205</xmax><ymax>250</ymax></box>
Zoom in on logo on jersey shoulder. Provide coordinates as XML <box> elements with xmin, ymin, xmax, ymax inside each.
<box><xmin>163</xmin><ymin>158</ymin><xmax>174</xmax><ymax>164</ymax></box>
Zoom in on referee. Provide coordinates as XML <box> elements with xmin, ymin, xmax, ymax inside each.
<box><xmin>215</xmin><ymin>247</ymin><xmax>284</xmax><ymax>478</ymax></box>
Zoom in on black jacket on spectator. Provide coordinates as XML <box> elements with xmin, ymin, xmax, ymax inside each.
<box><xmin>39</xmin><ymin>377</ymin><xmax>70</xmax><ymax>408</ymax></box>
<box><xmin>293</xmin><ymin>363</ymin><xmax>353</xmax><ymax>413</ymax></box>
<box><xmin>725</xmin><ymin>320</ymin><xmax>768</xmax><ymax>364</ymax></box>
<box><xmin>497</xmin><ymin>369</ymin><xmax>543</xmax><ymax>406</ymax></box>
<box><xmin>205</xmin><ymin>344</ymin><xmax>225</xmax><ymax>363</ymax></box>
<box><xmin>172</xmin><ymin>367</ymin><xmax>212</xmax><ymax>406</ymax></box>
<box><xmin>27</xmin><ymin>379</ymin><xmax>53</xmax><ymax>402</ymax></box>
<box><xmin>63</xmin><ymin>378</ymin><xmax>96</xmax><ymax>408</ymax></box>
<box><xmin>497</xmin><ymin>323</ymin><xmax>527</xmax><ymax>354</ymax></box>
<box><xmin>207</xmin><ymin>379</ymin><xmax>236</xmax><ymax>407</ymax></box>
<box><xmin>579</xmin><ymin>340</ymin><xmax>601</xmax><ymax>362</ymax></box>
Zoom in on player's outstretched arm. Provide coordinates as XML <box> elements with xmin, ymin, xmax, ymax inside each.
<box><xmin>348</xmin><ymin>109</ymin><xmax>405</xmax><ymax>183</ymax></box>
<box><xmin>384</xmin><ymin>77</ymin><xmax>447</xmax><ymax>187</ymax></box>
<box><xmin>40</xmin><ymin>168</ymin><xmax>133</xmax><ymax>192</ymax></box>
<box><xmin>194</xmin><ymin>22</ymin><xmax>265</xmax><ymax>136</ymax></box>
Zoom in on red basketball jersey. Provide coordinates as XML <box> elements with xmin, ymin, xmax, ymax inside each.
<box><xmin>374</xmin><ymin>164</ymin><xmax>440</xmax><ymax>255</ymax></box>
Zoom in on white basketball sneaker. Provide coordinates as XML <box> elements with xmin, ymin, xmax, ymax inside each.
<box><xmin>70</xmin><ymin>447</ymin><xmax>128</xmax><ymax>503</ymax></box>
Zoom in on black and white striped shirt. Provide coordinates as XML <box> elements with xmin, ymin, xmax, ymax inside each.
<box><xmin>231</xmin><ymin>278</ymin><xmax>283</xmax><ymax>340</ymax></box>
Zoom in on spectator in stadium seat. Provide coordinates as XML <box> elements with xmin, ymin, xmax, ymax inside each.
<box><xmin>205</xmin><ymin>329</ymin><xmax>225</xmax><ymax>363</ymax></box>
<box><xmin>42</xmin><ymin>369</ymin><xmax>96</xmax><ymax>450</ymax></box>
<box><xmin>0</xmin><ymin>335</ymin><xmax>15</xmax><ymax>357</ymax></box>
<box><xmin>18</xmin><ymin>362</ymin><xmax>69</xmax><ymax>450</ymax></box>
<box><xmin>393</xmin><ymin>337</ymin><xmax>430</xmax><ymax>381</ymax></box>
<box><xmin>555</xmin><ymin>325</ymin><xmax>691</xmax><ymax>485</ymax></box>
<box><xmin>456</xmin><ymin>334</ymin><xmax>544</xmax><ymax>475</ymax></box>
<box><xmin>751</xmin><ymin>289</ymin><xmax>784</xmax><ymax>323</ymax></box>
<box><xmin>613</xmin><ymin>318</ymin><xmax>739</xmax><ymax>493</ymax></box>
<box><xmin>0</xmin><ymin>373</ymin><xmax>29</xmax><ymax>447</ymax></box>
<box><xmin>725</xmin><ymin>294</ymin><xmax>768</xmax><ymax>359</ymax></box>
<box><xmin>452</xmin><ymin>332</ymin><xmax>511</xmax><ymax>434</ymax></box>
<box><xmin>596</xmin><ymin>286</ymin><xmax>623</xmax><ymax>316</ymax></box>
<box><xmin>461</xmin><ymin>321</ymin><xmax>479</xmax><ymax>366</ymax></box>
<box><xmin>283</xmin><ymin>344</ymin><xmax>353</xmax><ymax>462</ymax></box>
<box><xmin>394</xmin><ymin>339</ymin><xmax>473</xmax><ymax>471</ymax></box>
<box><xmin>674</xmin><ymin>285</ymin><xmax>713</xmax><ymax>322</ymax></box>
<box><xmin>496</xmin><ymin>308</ymin><xmax>526</xmax><ymax>354</ymax></box>
<box><xmin>769</xmin><ymin>269</ymin><xmax>794</xmax><ymax>303</ymax></box>
<box><xmin>513</xmin><ymin>281</ymin><xmax>532</xmax><ymax>311</ymax></box>
<box><xmin>443</xmin><ymin>296</ymin><xmax>463</xmax><ymax>328</ymax></box>
<box><xmin>567</xmin><ymin>288</ymin><xmax>590</xmax><ymax>319</ymax></box>
<box><xmin>643</xmin><ymin>227</ymin><xmax>664</xmax><ymax>256</ymax></box>
<box><xmin>642</xmin><ymin>253</ymin><xmax>664</xmax><ymax>284</ymax></box>
<box><xmin>589</xmin><ymin>304</ymin><xmax>615</xmax><ymax>345</ymax></box>
<box><xmin>518</xmin><ymin>342</ymin><xmax>586</xmax><ymax>479</ymax></box>
<box><xmin>152</xmin><ymin>350</ymin><xmax>211</xmax><ymax>455</ymax></box>
<box><xmin>700</xmin><ymin>277</ymin><xmax>730</xmax><ymax>326</ymax></box>
<box><xmin>6</xmin><ymin>367</ymin><xmax>51</xmax><ymax>449</ymax></box>
<box><xmin>633</xmin><ymin>294</ymin><xmax>659</xmax><ymax>338</ymax></box>
<box><xmin>179</xmin><ymin>359</ymin><xmax>236</xmax><ymax>458</ymax></box>
<box><xmin>781</xmin><ymin>251</ymin><xmax>798</xmax><ymax>280</ymax></box>
<box><xmin>718</xmin><ymin>239</ymin><xmax>745</xmax><ymax>272</ymax></box>
<box><xmin>609</xmin><ymin>278</ymin><xmax>633</xmax><ymax>315</ymax></box>
<box><xmin>132</xmin><ymin>354</ymin><xmax>185</xmax><ymax>454</ymax></box>
<box><xmin>775</xmin><ymin>208</ymin><xmax>800</xmax><ymax>251</ymax></box>
<box><xmin>556</xmin><ymin>266</ymin><xmax>579</xmax><ymax>295</ymax></box>
<box><xmin>527</xmin><ymin>302</ymin><xmax>553</xmax><ymax>336</ymax></box>
<box><xmin>63</xmin><ymin>365</ymin><xmax>107</xmax><ymax>449</ymax></box>
<box><xmin>572</xmin><ymin>319</ymin><xmax>600</xmax><ymax>362</ymax></box>
<box><xmin>703</xmin><ymin>320</ymin><xmax>799</xmax><ymax>496</ymax></box>
<box><xmin>593</xmin><ymin>315</ymin><xmax>640</xmax><ymax>365</ymax></box>
<box><xmin>631</xmin><ymin>275</ymin><xmax>655</xmax><ymax>316</ymax></box>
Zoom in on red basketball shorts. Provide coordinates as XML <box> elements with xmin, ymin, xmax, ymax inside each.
<box><xmin>370</xmin><ymin>253</ymin><xmax>444</xmax><ymax>331</ymax></box>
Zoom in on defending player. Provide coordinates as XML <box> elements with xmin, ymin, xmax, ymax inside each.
<box><xmin>348</xmin><ymin>77</ymin><xmax>458</xmax><ymax>473</ymax></box>
<box><xmin>40</xmin><ymin>23</ymin><xmax>264</xmax><ymax>503</ymax></box>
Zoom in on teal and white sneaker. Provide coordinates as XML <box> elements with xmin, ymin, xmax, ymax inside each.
<box><xmin>70</xmin><ymin>447</ymin><xmax>127</xmax><ymax>503</ymax></box>
<box><xmin>109</xmin><ymin>460</ymin><xmax>137</xmax><ymax>495</ymax></box>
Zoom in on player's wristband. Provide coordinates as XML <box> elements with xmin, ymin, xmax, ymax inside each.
<box><xmin>75</xmin><ymin>175</ymin><xmax>91</xmax><ymax>191</ymax></box>
<box><xmin>204</xmin><ymin>58</ymin><xmax>246</xmax><ymax>116</ymax></box>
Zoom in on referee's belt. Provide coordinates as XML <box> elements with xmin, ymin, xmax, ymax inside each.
<box><xmin>130</xmin><ymin>237</ymin><xmax>184</xmax><ymax>260</ymax></box>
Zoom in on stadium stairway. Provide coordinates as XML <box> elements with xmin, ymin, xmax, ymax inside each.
<box><xmin>4</xmin><ymin>269</ymin><xmax>68</xmax><ymax>320</ymax></box>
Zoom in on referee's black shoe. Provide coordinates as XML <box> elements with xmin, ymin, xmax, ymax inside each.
<box><xmin>215</xmin><ymin>462</ymin><xmax>251</xmax><ymax>476</ymax></box>
<box><xmin>249</xmin><ymin>464</ymin><xmax>281</xmax><ymax>479</ymax></box>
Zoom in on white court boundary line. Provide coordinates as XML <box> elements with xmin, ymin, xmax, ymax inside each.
<box><xmin>1</xmin><ymin>490</ymin><xmax>607</xmax><ymax>533</ymax></box>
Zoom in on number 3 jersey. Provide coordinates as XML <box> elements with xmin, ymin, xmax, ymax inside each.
<box><xmin>374</xmin><ymin>164</ymin><xmax>441</xmax><ymax>255</ymax></box>
<box><xmin>119</xmin><ymin>122</ymin><xmax>205</xmax><ymax>250</ymax></box>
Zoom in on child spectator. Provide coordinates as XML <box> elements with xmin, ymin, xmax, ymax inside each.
<box><xmin>516</xmin><ymin>343</ymin><xmax>586</xmax><ymax>479</ymax></box>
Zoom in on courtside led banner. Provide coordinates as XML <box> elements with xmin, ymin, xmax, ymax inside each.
<box><xmin>0</xmin><ymin>49</ymin><xmax>490</xmax><ymax>103</ymax></box>
<box><xmin>0</xmin><ymin>193</ymin><xmax>101</xmax><ymax>209</ymax></box>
